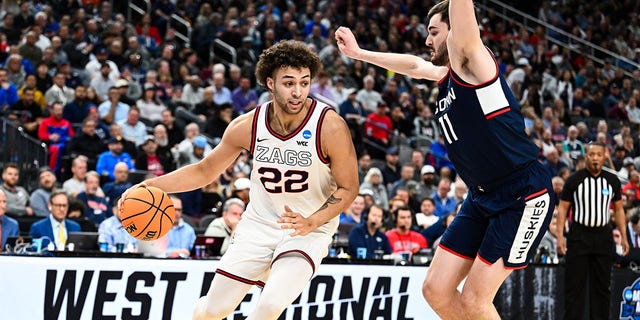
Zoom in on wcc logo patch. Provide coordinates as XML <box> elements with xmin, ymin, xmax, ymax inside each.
<box><xmin>620</xmin><ymin>277</ymin><xmax>640</xmax><ymax>319</ymax></box>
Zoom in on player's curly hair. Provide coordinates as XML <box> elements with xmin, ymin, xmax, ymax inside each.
<box><xmin>254</xmin><ymin>40</ymin><xmax>322</xmax><ymax>90</ymax></box>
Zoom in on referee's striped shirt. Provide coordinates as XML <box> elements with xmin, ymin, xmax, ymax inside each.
<box><xmin>560</xmin><ymin>169</ymin><xmax>622</xmax><ymax>227</ymax></box>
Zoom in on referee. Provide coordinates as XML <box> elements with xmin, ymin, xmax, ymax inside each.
<box><xmin>556</xmin><ymin>141</ymin><xmax>629</xmax><ymax>319</ymax></box>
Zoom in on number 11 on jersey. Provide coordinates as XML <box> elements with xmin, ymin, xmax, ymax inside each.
<box><xmin>438</xmin><ymin>113</ymin><xmax>458</xmax><ymax>144</ymax></box>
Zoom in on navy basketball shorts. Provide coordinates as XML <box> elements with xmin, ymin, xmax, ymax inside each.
<box><xmin>439</xmin><ymin>162</ymin><xmax>555</xmax><ymax>269</ymax></box>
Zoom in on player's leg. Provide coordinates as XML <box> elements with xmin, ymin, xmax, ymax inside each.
<box><xmin>422</xmin><ymin>247</ymin><xmax>474</xmax><ymax>319</ymax></box>
<box><xmin>246</xmin><ymin>254</ymin><xmax>314</xmax><ymax>320</ymax></box>
<box><xmin>423</xmin><ymin>198</ymin><xmax>485</xmax><ymax>318</ymax></box>
<box><xmin>458</xmin><ymin>258</ymin><xmax>512</xmax><ymax>319</ymax></box>
<box><xmin>192</xmin><ymin>273</ymin><xmax>253</xmax><ymax>320</ymax></box>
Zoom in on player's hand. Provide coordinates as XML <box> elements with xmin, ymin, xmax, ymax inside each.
<box><xmin>278</xmin><ymin>205</ymin><xmax>315</xmax><ymax>237</ymax></box>
<box><xmin>556</xmin><ymin>237</ymin><xmax>567</xmax><ymax>256</ymax></box>
<box><xmin>118</xmin><ymin>182</ymin><xmax>149</xmax><ymax>210</ymax></box>
<box><xmin>335</xmin><ymin>27</ymin><xmax>362</xmax><ymax>59</ymax></box>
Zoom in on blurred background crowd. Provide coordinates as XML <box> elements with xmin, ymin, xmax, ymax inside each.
<box><xmin>1</xmin><ymin>0</ymin><xmax>640</xmax><ymax>262</ymax></box>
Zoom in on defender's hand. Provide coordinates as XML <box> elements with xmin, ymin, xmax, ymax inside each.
<box><xmin>335</xmin><ymin>27</ymin><xmax>362</xmax><ymax>59</ymax></box>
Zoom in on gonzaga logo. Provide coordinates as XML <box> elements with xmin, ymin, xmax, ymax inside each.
<box><xmin>620</xmin><ymin>277</ymin><xmax>640</xmax><ymax>319</ymax></box>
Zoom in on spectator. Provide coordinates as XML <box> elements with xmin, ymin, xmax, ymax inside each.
<box><xmin>0</xmin><ymin>189</ymin><xmax>20</xmax><ymax>250</ymax></box>
<box><xmin>204</xmin><ymin>198</ymin><xmax>245</xmax><ymax>255</ymax></box>
<box><xmin>18</xmin><ymin>73</ymin><xmax>46</xmax><ymax>110</ymax></box>
<box><xmin>136</xmin><ymin>83</ymin><xmax>166</xmax><ymax>123</ymax></box>
<box><xmin>348</xmin><ymin>205</ymin><xmax>392</xmax><ymax>259</ymax></box>
<box><xmin>0</xmin><ymin>67</ymin><xmax>19</xmax><ymax>110</ymax></box>
<box><xmin>136</xmin><ymin>135</ymin><xmax>174</xmax><ymax>176</ymax></box>
<box><xmin>194</xmin><ymin>86</ymin><xmax>218</xmax><ymax>122</ymax></box>
<box><xmin>89</xmin><ymin>62</ymin><xmax>116</xmax><ymax>101</ymax></box>
<box><xmin>8</xmin><ymin>86</ymin><xmax>42</xmax><ymax>136</ymax></box>
<box><xmin>415</xmin><ymin>165</ymin><xmax>438</xmax><ymax>201</ymax></box>
<box><xmin>98</xmin><ymin>196</ymin><xmax>138</xmax><ymax>253</ymax></box>
<box><xmin>0</xmin><ymin>163</ymin><xmax>32</xmax><ymax>217</ymax></box>
<box><xmin>542</xmin><ymin>148</ymin><xmax>569</xmax><ymax>178</ymax></box>
<box><xmin>85</xmin><ymin>45</ymin><xmax>120</xmax><ymax>81</ymax></box>
<box><xmin>44</xmin><ymin>71</ymin><xmax>74</xmax><ymax>106</ymax></box>
<box><xmin>180</xmin><ymin>75</ymin><xmax>204</xmax><ymax>107</ymax></box>
<box><xmin>230</xmin><ymin>177</ymin><xmax>251</xmax><ymax>206</ymax></box>
<box><xmin>118</xmin><ymin>106</ymin><xmax>147</xmax><ymax>146</ymax></box>
<box><xmin>309</xmin><ymin>70</ymin><xmax>335</xmax><ymax>103</ymax></box>
<box><xmin>339</xmin><ymin>89</ymin><xmax>367</xmax><ymax>151</ymax></box>
<box><xmin>62</xmin><ymin>156</ymin><xmax>99</xmax><ymax>197</ymax></box>
<box><xmin>391</xmin><ymin>162</ymin><xmax>414</xmax><ymax>197</ymax></box>
<box><xmin>30</xmin><ymin>168</ymin><xmax>58</xmax><ymax>217</ymax></box>
<box><xmin>415</xmin><ymin>197</ymin><xmax>439</xmax><ymax>230</ymax></box>
<box><xmin>204</xmin><ymin>103</ymin><xmax>233</xmax><ymax>141</ymax></box>
<box><xmin>413</xmin><ymin>105</ymin><xmax>440</xmax><ymax>143</ymax></box>
<box><xmin>96</xmin><ymin>137</ymin><xmax>135</xmax><ymax>181</ymax></box>
<box><xmin>623</xmin><ymin>171</ymin><xmax>640</xmax><ymax>201</ymax></box>
<box><xmin>231</xmin><ymin>77</ymin><xmax>258</xmax><ymax>114</ymax></box>
<box><xmin>562</xmin><ymin>125</ymin><xmax>585</xmax><ymax>165</ymax></box>
<box><xmin>340</xmin><ymin>194</ymin><xmax>366</xmax><ymax>225</ymax></box>
<box><xmin>432</xmin><ymin>179</ymin><xmax>456</xmax><ymax>218</ymax></box>
<box><xmin>102</xmin><ymin>162</ymin><xmax>133</xmax><ymax>207</ymax></box>
<box><xmin>210</xmin><ymin>72</ymin><xmax>232</xmax><ymax>105</ymax></box>
<box><xmin>331</xmin><ymin>76</ymin><xmax>353</xmax><ymax>105</ymax></box>
<box><xmin>29</xmin><ymin>190</ymin><xmax>81</xmax><ymax>250</ymax></box>
<box><xmin>356</xmin><ymin>75</ymin><xmax>383</xmax><ymax>113</ymax></box>
<box><xmin>75</xmin><ymin>171</ymin><xmax>111</xmax><ymax>226</ymax></box>
<box><xmin>165</xmin><ymin>196</ymin><xmax>196</xmax><ymax>258</ymax></box>
<box><xmin>66</xmin><ymin>117</ymin><xmax>107</xmax><ymax>161</ymax></box>
<box><xmin>98</xmin><ymin>86</ymin><xmax>130</xmax><ymax>125</ymax></box>
<box><xmin>116</xmin><ymin>77</ymin><xmax>141</xmax><ymax>107</ymax></box>
<box><xmin>38</xmin><ymin>102</ymin><xmax>74</xmax><ymax>173</ymax></box>
<box><xmin>360</xmin><ymin>167</ymin><xmax>389</xmax><ymax>211</ymax></box>
<box><xmin>357</xmin><ymin>153</ymin><xmax>372</xmax><ymax>185</ymax></box>
<box><xmin>364</xmin><ymin>103</ymin><xmax>393</xmax><ymax>160</ymax></box>
<box><xmin>63</xmin><ymin>85</ymin><xmax>94</xmax><ymax>124</ymax></box>
<box><xmin>385</xmin><ymin>206</ymin><xmax>428</xmax><ymax>254</ymax></box>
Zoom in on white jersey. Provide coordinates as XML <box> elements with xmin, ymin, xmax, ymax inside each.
<box><xmin>246</xmin><ymin>98</ymin><xmax>338</xmax><ymax>234</ymax></box>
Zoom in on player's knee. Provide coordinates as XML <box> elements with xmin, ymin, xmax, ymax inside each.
<box><xmin>422</xmin><ymin>278</ymin><xmax>448</xmax><ymax>310</ymax></box>
<box><xmin>459</xmin><ymin>290</ymin><xmax>486</xmax><ymax>315</ymax></box>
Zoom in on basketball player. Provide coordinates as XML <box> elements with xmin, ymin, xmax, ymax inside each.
<box><xmin>121</xmin><ymin>40</ymin><xmax>358</xmax><ymax>320</ymax></box>
<box><xmin>336</xmin><ymin>0</ymin><xmax>554</xmax><ymax>318</ymax></box>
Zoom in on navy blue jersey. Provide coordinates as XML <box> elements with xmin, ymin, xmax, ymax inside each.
<box><xmin>435</xmin><ymin>64</ymin><xmax>538</xmax><ymax>188</ymax></box>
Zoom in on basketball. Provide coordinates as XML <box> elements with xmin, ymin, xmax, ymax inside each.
<box><xmin>119</xmin><ymin>186</ymin><xmax>175</xmax><ymax>241</ymax></box>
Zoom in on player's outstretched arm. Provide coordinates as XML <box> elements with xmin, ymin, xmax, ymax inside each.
<box><xmin>132</xmin><ymin>113</ymin><xmax>253</xmax><ymax>194</ymax></box>
<box><xmin>447</xmin><ymin>0</ymin><xmax>496</xmax><ymax>83</ymax></box>
<box><xmin>335</xmin><ymin>26</ymin><xmax>447</xmax><ymax>81</ymax></box>
<box><xmin>279</xmin><ymin>111</ymin><xmax>359</xmax><ymax>236</ymax></box>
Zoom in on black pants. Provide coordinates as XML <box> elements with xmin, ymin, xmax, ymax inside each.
<box><xmin>564</xmin><ymin>223</ymin><xmax>613</xmax><ymax>320</ymax></box>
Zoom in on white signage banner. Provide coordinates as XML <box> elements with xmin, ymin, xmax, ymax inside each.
<box><xmin>0</xmin><ymin>256</ymin><xmax>438</xmax><ymax>320</ymax></box>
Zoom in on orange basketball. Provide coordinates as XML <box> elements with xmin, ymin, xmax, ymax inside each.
<box><xmin>120</xmin><ymin>186</ymin><xmax>175</xmax><ymax>241</ymax></box>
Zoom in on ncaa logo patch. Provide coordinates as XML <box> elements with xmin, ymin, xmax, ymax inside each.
<box><xmin>602</xmin><ymin>188</ymin><xmax>610</xmax><ymax>196</ymax></box>
<box><xmin>619</xmin><ymin>277</ymin><xmax>640</xmax><ymax>319</ymax></box>
<box><xmin>303</xmin><ymin>130</ymin><xmax>312</xmax><ymax>139</ymax></box>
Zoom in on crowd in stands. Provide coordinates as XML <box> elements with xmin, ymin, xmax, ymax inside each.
<box><xmin>3</xmin><ymin>0</ymin><xmax>640</xmax><ymax>262</ymax></box>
